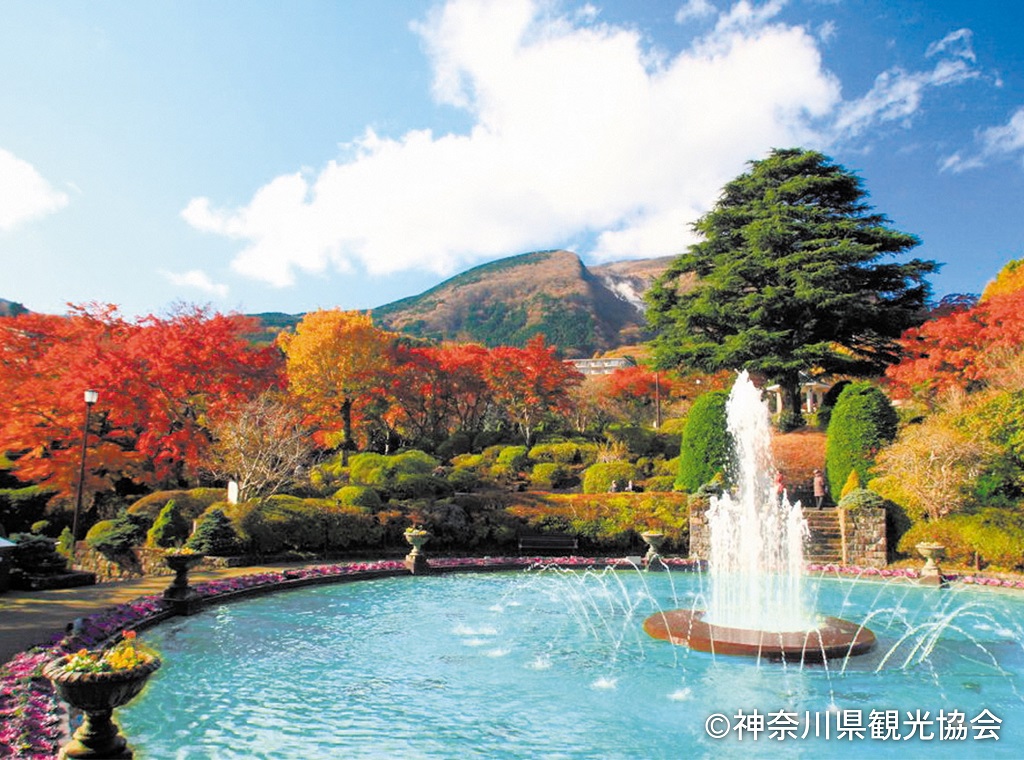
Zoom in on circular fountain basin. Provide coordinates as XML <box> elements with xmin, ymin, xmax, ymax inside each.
<box><xmin>643</xmin><ymin>608</ymin><xmax>876</xmax><ymax>662</ymax></box>
<box><xmin>119</xmin><ymin>570</ymin><xmax>1024</xmax><ymax>757</ymax></box>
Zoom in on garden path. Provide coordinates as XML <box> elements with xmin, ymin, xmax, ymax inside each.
<box><xmin>0</xmin><ymin>562</ymin><xmax>317</xmax><ymax>665</ymax></box>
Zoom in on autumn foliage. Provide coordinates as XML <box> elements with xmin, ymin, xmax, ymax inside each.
<box><xmin>0</xmin><ymin>304</ymin><xmax>281</xmax><ymax>504</ymax></box>
<box><xmin>886</xmin><ymin>286</ymin><xmax>1024</xmax><ymax>403</ymax></box>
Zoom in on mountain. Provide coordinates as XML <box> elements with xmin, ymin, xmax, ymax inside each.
<box><xmin>371</xmin><ymin>250</ymin><xmax>676</xmax><ymax>357</ymax></box>
<box><xmin>0</xmin><ymin>299</ymin><xmax>28</xmax><ymax>317</ymax></box>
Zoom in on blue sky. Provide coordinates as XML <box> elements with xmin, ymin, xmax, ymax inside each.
<box><xmin>2</xmin><ymin>0</ymin><xmax>1023</xmax><ymax>318</ymax></box>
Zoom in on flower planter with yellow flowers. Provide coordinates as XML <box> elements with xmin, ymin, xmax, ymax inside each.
<box><xmin>43</xmin><ymin>632</ymin><xmax>160</xmax><ymax>759</ymax></box>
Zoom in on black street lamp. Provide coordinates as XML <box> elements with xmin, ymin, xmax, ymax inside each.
<box><xmin>71</xmin><ymin>390</ymin><xmax>98</xmax><ymax>566</ymax></box>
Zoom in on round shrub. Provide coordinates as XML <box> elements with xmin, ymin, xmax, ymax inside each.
<box><xmin>529</xmin><ymin>442</ymin><xmax>585</xmax><ymax>464</ymax></box>
<box><xmin>530</xmin><ymin>462</ymin><xmax>573</xmax><ymax>490</ymax></box>
<box><xmin>333</xmin><ymin>485</ymin><xmax>383</xmax><ymax>510</ymax></box>
<box><xmin>676</xmin><ymin>390</ymin><xmax>731</xmax><ymax>492</ymax></box>
<box><xmin>85</xmin><ymin>512</ymin><xmax>147</xmax><ymax>558</ymax></box>
<box><xmin>388</xmin><ymin>474</ymin><xmax>454</xmax><ymax>501</ymax></box>
<box><xmin>447</xmin><ymin>467</ymin><xmax>482</xmax><ymax>492</ymax></box>
<box><xmin>825</xmin><ymin>382</ymin><xmax>898</xmax><ymax>503</ymax></box>
<box><xmin>837</xmin><ymin>488</ymin><xmax>885</xmax><ymax>512</ymax></box>
<box><xmin>348</xmin><ymin>452</ymin><xmax>390</xmax><ymax>486</ymax></box>
<box><xmin>496</xmin><ymin>446</ymin><xmax>530</xmax><ymax>471</ymax></box>
<box><xmin>582</xmin><ymin>462</ymin><xmax>639</xmax><ymax>494</ymax></box>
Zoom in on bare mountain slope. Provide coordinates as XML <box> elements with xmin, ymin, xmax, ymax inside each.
<box><xmin>372</xmin><ymin>250</ymin><xmax>673</xmax><ymax>356</ymax></box>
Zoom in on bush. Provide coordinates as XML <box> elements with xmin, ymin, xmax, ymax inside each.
<box><xmin>333</xmin><ymin>486</ymin><xmax>383</xmax><ymax>510</ymax></box>
<box><xmin>837</xmin><ymin>488</ymin><xmax>885</xmax><ymax>512</ymax></box>
<box><xmin>222</xmin><ymin>496</ymin><xmax>384</xmax><ymax>555</ymax></box>
<box><xmin>85</xmin><ymin>512</ymin><xmax>147</xmax><ymax>559</ymax></box>
<box><xmin>186</xmin><ymin>508</ymin><xmax>243</xmax><ymax>556</ymax></box>
<box><xmin>676</xmin><ymin>390</ymin><xmax>731</xmax><ymax>492</ymax></box>
<box><xmin>529</xmin><ymin>441</ymin><xmax>594</xmax><ymax>465</ymax></box>
<box><xmin>530</xmin><ymin>462</ymin><xmax>573</xmax><ymax>490</ymax></box>
<box><xmin>775</xmin><ymin>411</ymin><xmax>804</xmax><ymax>433</ymax></box>
<box><xmin>9</xmin><ymin>533</ymin><xmax>67</xmax><ymax>576</ymax></box>
<box><xmin>128</xmin><ymin>488</ymin><xmax>224</xmax><ymax>527</ymax></box>
<box><xmin>350</xmin><ymin>450</ymin><xmax>440</xmax><ymax>488</ymax></box>
<box><xmin>436</xmin><ymin>432</ymin><xmax>473</xmax><ymax>461</ymax></box>
<box><xmin>146</xmin><ymin>499</ymin><xmax>192</xmax><ymax>548</ymax></box>
<box><xmin>825</xmin><ymin>382</ymin><xmax>898</xmax><ymax>503</ymax></box>
<box><xmin>348</xmin><ymin>452</ymin><xmax>390</xmax><ymax>486</ymax></box>
<box><xmin>582</xmin><ymin>462</ymin><xmax>639</xmax><ymax>494</ymax></box>
<box><xmin>388</xmin><ymin>474</ymin><xmax>454</xmax><ymax>501</ymax></box>
<box><xmin>495</xmin><ymin>446</ymin><xmax>530</xmax><ymax>471</ymax></box>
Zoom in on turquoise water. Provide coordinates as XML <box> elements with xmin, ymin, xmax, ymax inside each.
<box><xmin>120</xmin><ymin>568</ymin><xmax>1024</xmax><ymax>758</ymax></box>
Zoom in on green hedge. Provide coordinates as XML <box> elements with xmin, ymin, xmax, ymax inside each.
<box><xmin>825</xmin><ymin>383</ymin><xmax>898</xmax><ymax>503</ymax></box>
<box><xmin>676</xmin><ymin>390</ymin><xmax>731</xmax><ymax>492</ymax></box>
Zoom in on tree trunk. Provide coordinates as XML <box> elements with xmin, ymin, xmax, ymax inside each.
<box><xmin>341</xmin><ymin>396</ymin><xmax>353</xmax><ymax>466</ymax></box>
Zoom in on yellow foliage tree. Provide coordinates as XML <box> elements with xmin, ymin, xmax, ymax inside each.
<box><xmin>980</xmin><ymin>258</ymin><xmax>1024</xmax><ymax>302</ymax></box>
<box><xmin>278</xmin><ymin>310</ymin><xmax>394</xmax><ymax>464</ymax></box>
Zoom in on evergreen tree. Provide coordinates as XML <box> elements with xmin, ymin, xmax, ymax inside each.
<box><xmin>647</xmin><ymin>148</ymin><xmax>935</xmax><ymax>421</ymax></box>
<box><xmin>146</xmin><ymin>499</ymin><xmax>191</xmax><ymax>548</ymax></box>
<box><xmin>186</xmin><ymin>509</ymin><xmax>242</xmax><ymax>556</ymax></box>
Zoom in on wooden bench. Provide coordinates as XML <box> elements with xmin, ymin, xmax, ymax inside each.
<box><xmin>517</xmin><ymin>533</ymin><xmax>579</xmax><ymax>554</ymax></box>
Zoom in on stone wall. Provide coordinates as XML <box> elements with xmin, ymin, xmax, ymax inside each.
<box><xmin>686</xmin><ymin>499</ymin><xmax>888</xmax><ymax>568</ymax></box>
<box><xmin>73</xmin><ymin>544</ymin><xmax>220</xmax><ymax>583</ymax></box>
<box><xmin>839</xmin><ymin>507</ymin><xmax>887</xmax><ymax>568</ymax></box>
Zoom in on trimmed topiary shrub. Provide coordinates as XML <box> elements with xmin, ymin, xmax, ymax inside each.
<box><xmin>495</xmin><ymin>445</ymin><xmax>530</xmax><ymax>471</ymax></box>
<box><xmin>333</xmin><ymin>485</ymin><xmax>383</xmax><ymax>510</ymax></box>
<box><xmin>582</xmin><ymin>462</ymin><xmax>639</xmax><ymax>494</ymax></box>
<box><xmin>837</xmin><ymin>488</ymin><xmax>885</xmax><ymax>512</ymax></box>
<box><xmin>186</xmin><ymin>508</ymin><xmax>242</xmax><ymax>556</ymax></box>
<box><xmin>825</xmin><ymin>382</ymin><xmax>898</xmax><ymax>503</ymax></box>
<box><xmin>146</xmin><ymin>499</ymin><xmax>192</xmax><ymax>548</ymax></box>
<box><xmin>128</xmin><ymin>488</ymin><xmax>224</xmax><ymax>526</ymax></box>
<box><xmin>530</xmin><ymin>462</ymin><xmax>573</xmax><ymax>490</ymax></box>
<box><xmin>676</xmin><ymin>390</ymin><xmax>731</xmax><ymax>492</ymax></box>
<box><xmin>85</xmin><ymin>512</ymin><xmax>147</xmax><ymax>559</ymax></box>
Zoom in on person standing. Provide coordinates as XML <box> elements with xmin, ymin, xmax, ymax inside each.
<box><xmin>813</xmin><ymin>469</ymin><xmax>826</xmax><ymax>509</ymax></box>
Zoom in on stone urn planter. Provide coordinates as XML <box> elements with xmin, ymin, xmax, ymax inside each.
<box><xmin>404</xmin><ymin>529</ymin><xmax>431</xmax><ymax>575</ymax></box>
<box><xmin>44</xmin><ymin>650</ymin><xmax>160</xmax><ymax>758</ymax></box>
<box><xmin>915</xmin><ymin>542</ymin><xmax>946</xmax><ymax>587</ymax></box>
<box><xmin>640</xmin><ymin>531</ymin><xmax>667</xmax><ymax>571</ymax></box>
<box><xmin>163</xmin><ymin>551</ymin><xmax>206</xmax><ymax>614</ymax></box>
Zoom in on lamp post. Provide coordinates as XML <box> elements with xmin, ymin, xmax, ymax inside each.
<box><xmin>71</xmin><ymin>390</ymin><xmax>98</xmax><ymax>566</ymax></box>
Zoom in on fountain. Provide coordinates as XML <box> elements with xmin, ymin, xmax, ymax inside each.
<box><xmin>644</xmin><ymin>371</ymin><xmax>875</xmax><ymax>661</ymax></box>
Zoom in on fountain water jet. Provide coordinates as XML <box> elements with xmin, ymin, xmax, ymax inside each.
<box><xmin>644</xmin><ymin>371</ymin><xmax>876</xmax><ymax>661</ymax></box>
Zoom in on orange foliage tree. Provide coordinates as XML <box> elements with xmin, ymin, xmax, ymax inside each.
<box><xmin>278</xmin><ymin>309</ymin><xmax>395</xmax><ymax>462</ymax></box>
<box><xmin>0</xmin><ymin>304</ymin><xmax>281</xmax><ymax>506</ymax></box>
<box><xmin>600</xmin><ymin>365</ymin><xmax>675</xmax><ymax>427</ymax></box>
<box><xmin>483</xmin><ymin>336</ymin><xmax>582</xmax><ymax>445</ymax></box>
<box><xmin>886</xmin><ymin>289</ymin><xmax>1024</xmax><ymax>404</ymax></box>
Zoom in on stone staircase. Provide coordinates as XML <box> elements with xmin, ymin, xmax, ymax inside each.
<box><xmin>803</xmin><ymin>508</ymin><xmax>843</xmax><ymax>564</ymax></box>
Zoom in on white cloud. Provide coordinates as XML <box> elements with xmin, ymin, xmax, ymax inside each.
<box><xmin>184</xmin><ymin>0</ymin><xmax>978</xmax><ymax>288</ymax></box>
<box><xmin>0</xmin><ymin>148</ymin><xmax>69</xmax><ymax>232</ymax></box>
<box><xmin>942</xmin><ymin>106</ymin><xmax>1024</xmax><ymax>173</ymax></box>
<box><xmin>832</xmin><ymin>30</ymin><xmax>979</xmax><ymax>140</ymax></box>
<box><xmin>184</xmin><ymin>0</ymin><xmax>840</xmax><ymax>285</ymax></box>
<box><xmin>160</xmin><ymin>268</ymin><xmax>229</xmax><ymax>299</ymax></box>
<box><xmin>674</xmin><ymin>0</ymin><xmax>716</xmax><ymax>24</ymax></box>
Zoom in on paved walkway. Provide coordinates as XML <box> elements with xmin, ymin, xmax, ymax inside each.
<box><xmin>0</xmin><ymin>563</ymin><xmax>313</xmax><ymax>665</ymax></box>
